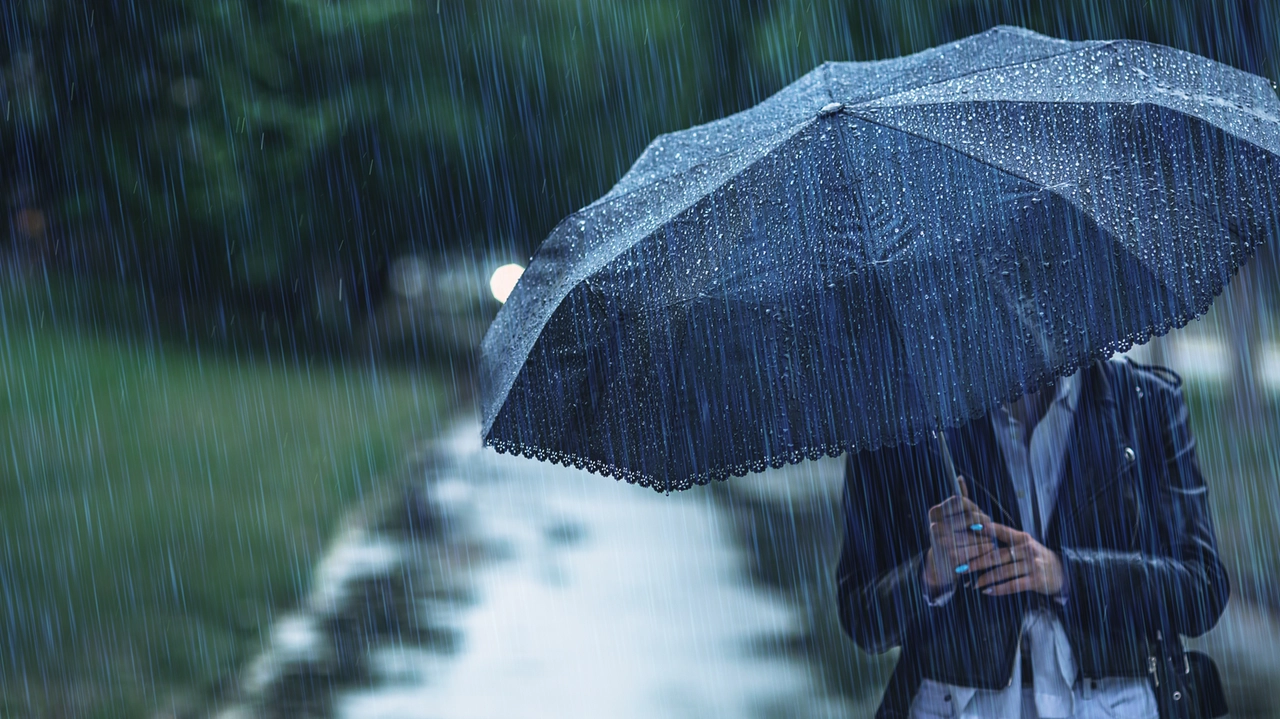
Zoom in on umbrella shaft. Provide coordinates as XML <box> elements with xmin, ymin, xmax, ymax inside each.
<box><xmin>934</xmin><ymin>431</ymin><xmax>963</xmax><ymax>496</ymax></box>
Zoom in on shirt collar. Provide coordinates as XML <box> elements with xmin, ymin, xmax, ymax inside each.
<box><xmin>1056</xmin><ymin>370</ymin><xmax>1083</xmax><ymax>414</ymax></box>
<box><xmin>996</xmin><ymin>370</ymin><xmax>1083</xmax><ymax>423</ymax></box>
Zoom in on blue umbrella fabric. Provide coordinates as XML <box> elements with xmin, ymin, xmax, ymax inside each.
<box><xmin>480</xmin><ymin>26</ymin><xmax>1280</xmax><ymax>492</ymax></box>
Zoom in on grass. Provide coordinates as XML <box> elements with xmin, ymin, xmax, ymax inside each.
<box><xmin>0</xmin><ymin>276</ymin><xmax>454</xmax><ymax>717</ymax></box>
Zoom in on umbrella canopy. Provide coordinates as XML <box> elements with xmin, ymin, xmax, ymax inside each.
<box><xmin>480</xmin><ymin>25</ymin><xmax>1280</xmax><ymax>492</ymax></box>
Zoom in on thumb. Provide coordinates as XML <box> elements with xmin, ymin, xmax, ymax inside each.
<box><xmin>957</xmin><ymin>476</ymin><xmax>970</xmax><ymax>500</ymax></box>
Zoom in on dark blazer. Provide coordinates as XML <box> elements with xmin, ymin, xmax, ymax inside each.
<box><xmin>836</xmin><ymin>359</ymin><xmax>1229</xmax><ymax>717</ymax></box>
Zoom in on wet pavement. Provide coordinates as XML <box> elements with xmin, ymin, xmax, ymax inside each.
<box><xmin>219</xmin><ymin>423</ymin><xmax>854</xmax><ymax>719</ymax></box>
<box><xmin>337</xmin><ymin>424</ymin><xmax>853</xmax><ymax>719</ymax></box>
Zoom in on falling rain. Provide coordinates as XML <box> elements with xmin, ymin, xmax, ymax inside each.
<box><xmin>1</xmin><ymin>3</ymin><xmax>1278</xmax><ymax>719</ymax></box>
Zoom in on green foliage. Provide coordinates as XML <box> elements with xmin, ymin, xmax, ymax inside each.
<box><xmin>4</xmin><ymin>0</ymin><xmax>1273</xmax><ymax>305</ymax></box>
<box><xmin>2</xmin><ymin>0</ymin><xmax>721</xmax><ymax>299</ymax></box>
<box><xmin>0</xmin><ymin>276</ymin><xmax>450</xmax><ymax>715</ymax></box>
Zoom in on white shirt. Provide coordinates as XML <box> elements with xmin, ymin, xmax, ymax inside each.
<box><xmin>912</xmin><ymin>372</ymin><xmax>1157</xmax><ymax>718</ymax></box>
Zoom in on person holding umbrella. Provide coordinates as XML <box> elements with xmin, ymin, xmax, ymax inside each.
<box><xmin>836</xmin><ymin>359</ymin><xmax>1229</xmax><ymax>718</ymax></box>
<box><xmin>480</xmin><ymin>26</ymin><xmax>1277</xmax><ymax>718</ymax></box>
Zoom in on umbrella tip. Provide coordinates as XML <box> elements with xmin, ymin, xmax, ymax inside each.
<box><xmin>819</xmin><ymin>102</ymin><xmax>843</xmax><ymax>116</ymax></box>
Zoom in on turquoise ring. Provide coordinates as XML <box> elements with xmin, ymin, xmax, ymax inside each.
<box><xmin>954</xmin><ymin>564</ymin><xmax>969</xmax><ymax>574</ymax></box>
<box><xmin>970</xmin><ymin>523</ymin><xmax>984</xmax><ymax>531</ymax></box>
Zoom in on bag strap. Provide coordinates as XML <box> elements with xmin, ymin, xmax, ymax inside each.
<box><xmin>1150</xmin><ymin>629</ymin><xmax>1197</xmax><ymax>719</ymax></box>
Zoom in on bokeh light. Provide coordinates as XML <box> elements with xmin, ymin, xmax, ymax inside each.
<box><xmin>489</xmin><ymin>264</ymin><xmax>525</xmax><ymax>303</ymax></box>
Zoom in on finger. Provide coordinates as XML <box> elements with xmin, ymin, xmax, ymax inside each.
<box><xmin>944</xmin><ymin>540</ymin><xmax>999</xmax><ymax>564</ymax></box>
<box><xmin>962</xmin><ymin>545</ymin><xmax>1017</xmax><ymax>574</ymax></box>
<box><xmin>987</xmin><ymin>522</ymin><xmax>1030</xmax><ymax>546</ymax></box>
<box><xmin>937</xmin><ymin>525</ymin><xmax>997</xmax><ymax>546</ymax></box>
<box><xmin>930</xmin><ymin>504</ymin><xmax>986</xmax><ymax>529</ymax></box>
<box><xmin>935</xmin><ymin>534</ymin><xmax>995</xmax><ymax>572</ymax></box>
<box><xmin>951</xmin><ymin>545</ymin><xmax>1003</xmax><ymax>572</ymax></box>
<box><xmin>953</xmin><ymin>477</ymin><xmax>984</xmax><ymax>531</ymax></box>
<box><xmin>973</xmin><ymin>561</ymin><xmax>1029</xmax><ymax>589</ymax></box>
<box><xmin>936</xmin><ymin>529</ymin><xmax>993</xmax><ymax>550</ymax></box>
<box><xmin>948</xmin><ymin>536</ymin><xmax>1001</xmax><ymax>560</ymax></box>
<box><xmin>934</xmin><ymin>533</ymin><xmax>994</xmax><ymax>558</ymax></box>
<box><xmin>937</xmin><ymin>495</ymin><xmax>983</xmax><ymax>517</ymax></box>
<box><xmin>974</xmin><ymin>567</ymin><xmax>1024</xmax><ymax>590</ymax></box>
<box><xmin>939</xmin><ymin>530</ymin><xmax>994</xmax><ymax>557</ymax></box>
<box><xmin>963</xmin><ymin>542</ymin><xmax>1021</xmax><ymax>572</ymax></box>
<box><xmin>939</xmin><ymin>512</ymin><xmax>994</xmax><ymax>538</ymax></box>
<box><xmin>930</xmin><ymin>521</ymin><xmax>983</xmax><ymax>543</ymax></box>
<box><xmin>982</xmin><ymin>576</ymin><xmax>1038</xmax><ymax>596</ymax></box>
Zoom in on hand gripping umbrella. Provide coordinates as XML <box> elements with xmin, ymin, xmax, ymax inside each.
<box><xmin>480</xmin><ymin>26</ymin><xmax>1280</xmax><ymax>492</ymax></box>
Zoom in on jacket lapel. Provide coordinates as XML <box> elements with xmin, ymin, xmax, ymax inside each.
<box><xmin>1045</xmin><ymin>361</ymin><xmax>1124</xmax><ymax>545</ymax></box>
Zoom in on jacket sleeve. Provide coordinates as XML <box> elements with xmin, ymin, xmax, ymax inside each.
<box><xmin>835</xmin><ymin>443</ymin><xmax>949</xmax><ymax>653</ymax></box>
<box><xmin>1058</xmin><ymin>378</ymin><xmax>1230</xmax><ymax>639</ymax></box>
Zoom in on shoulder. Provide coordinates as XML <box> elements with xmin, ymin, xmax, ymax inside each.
<box><xmin>1102</xmin><ymin>358</ymin><xmax>1194</xmax><ymax>442</ymax></box>
<box><xmin>1104</xmin><ymin>357</ymin><xmax>1184</xmax><ymax>400</ymax></box>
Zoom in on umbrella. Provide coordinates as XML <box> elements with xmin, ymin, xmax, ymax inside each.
<box><xmin>480</xmin><ymin>25</ymin><xmax>1280</xmax><ymax>492</ymax></box>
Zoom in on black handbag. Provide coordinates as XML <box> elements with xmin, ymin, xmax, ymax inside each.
<box><xmin>1148</xmin><ymin>631</ymin><xmax>1228</xmax><ymax>719</ymax></box>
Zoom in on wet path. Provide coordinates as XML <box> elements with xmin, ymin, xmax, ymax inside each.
<box><xmin>338</xmin><ymin>424</ymin><xmax>849</xmax><ymax>719</ymax></box>
<box><xmin>224</xmin><ymin>422</ymin><xmax>851</xmax><ymax>719</ymax></box>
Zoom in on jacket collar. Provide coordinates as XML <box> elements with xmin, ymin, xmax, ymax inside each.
<box><xmin>990</xmin><ymin>371</ymin><xmax>1083</xmax><ymax>439</ymax></box>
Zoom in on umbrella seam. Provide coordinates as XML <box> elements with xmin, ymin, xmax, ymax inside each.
<box><xmin>843</xmin><ymin>105</ymin><xmax>1255</xmax><ymax>304</ymax></box>
<box><xmin>585</xmin><ymin>38</ymin><xmax>1277</xmax><ymax>216</ymax></box>
<box><xmin>847</xmin><ymin>99</ymin><xmax>1279</xmax><ymax>155</ymax></box>
<box><xmin>599</xmin><ymin>40</ymin><xmax>1106</xmax><ymax>212</ymax></box>
<box><xmin>843</xmin><ymin>40</ymin><xmax>1115</xmax><ymax>109</ymax></box>
<box><xmin>583</xmin><ymin>116</ymin><xmax>818</xmax><ymax>212</ymax></box>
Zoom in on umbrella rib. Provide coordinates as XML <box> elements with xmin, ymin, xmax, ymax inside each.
<box><xmin>585</xmin><ymin>119</ymin><xmax>816</xmax><ymax>212</ymax></box>
<box><xmin>847</xmin><ymin>113</ymin><xmax>1063</xmax><ymax>209</ymax></box>
<box><xmin>851</xmin><ymin>99</ymin><xmax>1279</xmax><ymax>155</ymax></box>
<box><xmin>579</xmin><ymin>121</ymin><xmax>822</xmax><ymax>262</ymax></box>
<box><xmin>605</xmin><ymin>43</ymin><xmax>1100</xmax><ymax>210</ymax></box>
<box><xmin>842</xmin><ymin>41</ymin><xmax>1116</xmax><ymax>109</ymax></box>
<box><xmin>598</xmin><ymin>40</ymin><xmax>1274</xmax><ymax>216</ymax></box>
<box><xmin>845</xmin><ymin>111</ymin><xmax>1190</xmax><ymax>313</ymax></box>
<box><xmin>596</xmin><ymin>45</ymin><xmax>1131</xmax><ymax>211</ymax></box>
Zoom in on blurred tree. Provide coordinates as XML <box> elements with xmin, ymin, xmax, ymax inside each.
<box><xmin>1</xmin><ymin>0</ymin><xmax>735</xmax><ymax>337</ymax></box>
<box><xmin>1</xmin><ymin>0</ymin><xmax>1274</xmax><ymax>346</ymax></box>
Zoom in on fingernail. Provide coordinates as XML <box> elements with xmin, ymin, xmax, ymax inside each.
<box><xmin>954</xmin><ymin>564</ymin><xmax>969</xmax><ymax>574</ymax></box>
<box><xmin>983</xmin><ymin>589</ymin><xmax>993</xmax><ymax>595</ymax></box>
<box><xmin>969</xmin><ymin>523</ymin><xmax>984</xmax><ymax>531</ymax></box>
